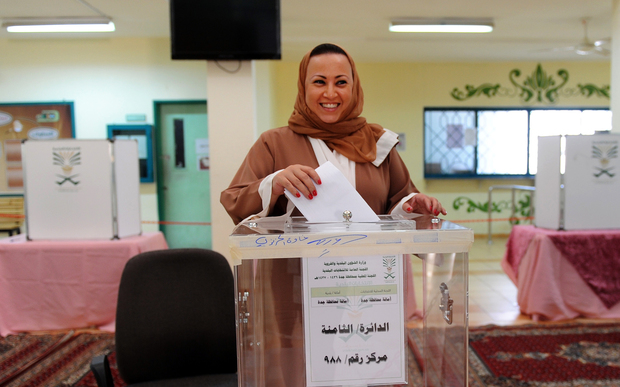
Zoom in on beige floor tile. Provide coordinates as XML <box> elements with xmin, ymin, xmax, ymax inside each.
<box><xmin>478</xmin><ymin>300</ymin><xmax>520</xmax><ymax>314</ymax></box>
<box><xmin>467</xmin><ymin>235</ymin><xmax>533</xmax><ymax>327</ymax></box>
<box><xmin>467</xmin><ymin>312</ymin><xmax>498</xmax><ymax>327</ymax></box>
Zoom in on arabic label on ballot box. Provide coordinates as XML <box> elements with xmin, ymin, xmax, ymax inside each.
<box><xmin>302</xmin><ymin>254</ymin><xmax>406</xmax><ymax>386</ymax></box>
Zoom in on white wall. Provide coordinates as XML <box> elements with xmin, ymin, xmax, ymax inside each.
<box><xmin>207</xmin><ymin>60</ymin><xmax>279</xmax><ymax>259</ymax></box>
<box><xmin>0</xmin><ymin>37</ymin><xmax>207</xmax><ymax>232</ymax></box>
<box><xmin>254</xmin><ymin>60</ymin><xmax>278</xmax><ymax>133</ymax></box>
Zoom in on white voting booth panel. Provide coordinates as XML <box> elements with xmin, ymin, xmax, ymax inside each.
<box><xmin>534</xmin><ymin>136</ymin><xmax>562</xmax><ymax>229</ymax></box>
<box><xmin>535</xmin><ymin>134</ymin><xmax>620</xmax><ymax>230</ymax></box>
<box><xmin>230</xmin><ymin>215</ymin><xmax>473</xmax><ymax>387</ymax></box>
<box><xmin>22</xmin><ymin>139</ymin><xmax>141</xmax><ymax>240</ymax></box>
<box><xmin>564</xmin><ymin>135</ymin><xmax>620</xmax><ymax>229</ymax></box>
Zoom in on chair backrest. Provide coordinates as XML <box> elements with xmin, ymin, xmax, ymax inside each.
<box><xmin>114</xmin><ymin>248</ymin><xmax>237</xmax><ymax>384</ymax></box>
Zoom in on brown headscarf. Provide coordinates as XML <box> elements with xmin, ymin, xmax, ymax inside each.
<box><xmin>288</xmin><ymin>44</ymin><xmax>386</xmax><ymax>163</ymax></box>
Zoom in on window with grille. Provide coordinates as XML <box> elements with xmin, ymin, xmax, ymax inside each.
<box><xmin>423</xmin><ymin>108</ymin><xmax>611</xmax><ymax>178</ymax></box>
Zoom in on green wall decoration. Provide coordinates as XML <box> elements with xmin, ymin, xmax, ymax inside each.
<box><xmin>509</xmin><ymin>65</ymin><xmax>568</xmax><ymax>103</ymax></box>
<box><xmin>452</xmin><ymin>194</ymin><xmax>533</xmax><ymax>224</ymax></box>
<box><xmin>577</xmin><ymin>83</ymin><xmax>610</xmax><ymax>98</ymax></box>
<box><xmin>450</xmin><ymin>83</ymin><xmax>501</xmax><ymax>101</ymax></box>
<box><xmin>451</xmin><ymin>64</ymin><xmax>609</xmax><ymax>103</ymax></box>
<box><xmin>453</xmin><ymin>196</ymin><xmax>508</xmax><ymax>213</ymax></box>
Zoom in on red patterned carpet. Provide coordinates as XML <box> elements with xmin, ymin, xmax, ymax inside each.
<box><xmin>407</xmin><ymin>322</ymin><xmax>620</xmax><ymax>387</ymax></box>
<box><xmin>0</xmin><ymin>331</ymin><xmax>116</xmax><ymax>387</ymax></box>
<box><xmin>467</xmin><ymin>322</ymin><xmax>620</xmax><ymax>386</ymax></box>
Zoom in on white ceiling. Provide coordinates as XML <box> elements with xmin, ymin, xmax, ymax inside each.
<box><xmin>0</xmin><ymin>0</ymin><xmax>614</xmax><ymax>63</ymax></box>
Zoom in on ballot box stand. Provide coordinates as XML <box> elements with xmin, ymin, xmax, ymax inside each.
<box><xmin>229</xmin><ymin>214</ymin><xmax>473</xmax><ymax>387</ymax></box>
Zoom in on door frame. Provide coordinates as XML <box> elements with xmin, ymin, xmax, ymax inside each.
<box><xmin>153</xmin><ymin>100</ymin><xmax>208</xmax><ymax>233</ymax></box>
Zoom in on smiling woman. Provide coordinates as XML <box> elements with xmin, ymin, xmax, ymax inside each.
<box><xmin>220</xmin><ymin>43</ymin><xmax>447</xmax><ymax>387</ymax></box>
<box><xmin>221</xmin><ymin>43</ymin><xmax>446</xmax><ymax>223</ymax></box>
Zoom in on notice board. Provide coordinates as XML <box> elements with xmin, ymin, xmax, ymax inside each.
<box><xmin>0</xmin><ymin>102</ymin><xmax>74</xmax><ymax>192</ymax></box>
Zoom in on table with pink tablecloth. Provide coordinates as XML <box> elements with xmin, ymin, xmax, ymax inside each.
<box><xmin>0</xmin><ymin>232</ymin><xmax>168</xmax><ymax>336</ymax></box>
<box><xmin>501</xmin><ymin>225</ymin><xmax>620</xmax><ymax>321</ymax></box>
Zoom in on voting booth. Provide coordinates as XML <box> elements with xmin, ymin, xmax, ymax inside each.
<box><xmin>229</xmin><ymin>214</ymin><xmax>473</xmax><ymax>387</ymax></box>
<box><xmin>22</xmin><ymin>139</ymin><xmax>141</xmax><ymax>240</ymax></box>
<box><xmin>535</xmin><ymin>133</ymin><xmax>620</xmax><ymax>230</ymax></box>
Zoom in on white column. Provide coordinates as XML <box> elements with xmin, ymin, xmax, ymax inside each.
<box><xmin>611</xmin><ymin>0</ymin><xmax>620</xmax><ymax>133</ymax></box>
<box><xmin>207</xmin><ymin>60</ymin><xmax>258</xmax><ymax>261</ymax></box>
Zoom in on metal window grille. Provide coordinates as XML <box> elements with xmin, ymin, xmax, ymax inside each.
<box><xmin>423</xmin><ymin>107</ymin><xmax>610</xmax><ymax>178</ymax></box>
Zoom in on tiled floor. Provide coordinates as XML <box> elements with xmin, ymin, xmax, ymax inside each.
<box><xmin>467</xmin><ymin>235</ymin><xmax>537</xmax><ymax>327</ymax></box>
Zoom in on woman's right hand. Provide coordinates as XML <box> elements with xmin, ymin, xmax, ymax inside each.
<box><xmin>272</xmin><ymin>164</ymin><xmax>322</xmax><ymax>200</ymax></box>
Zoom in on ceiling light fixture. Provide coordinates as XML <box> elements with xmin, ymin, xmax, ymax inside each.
<box><xmin>3</xmin><ymin>17</ymin><xmax>115</xmax><ymax>33</ymax></box>
<box><xmin>389</xmin><ymin>18</ymin><xmax>494</xmax><ymax>33</ymax></box>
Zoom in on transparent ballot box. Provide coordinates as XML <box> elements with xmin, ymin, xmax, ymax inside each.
<box><xmin>229</xmin><ymin>214</ymin><xmax>473</xmax><ymax>387</ymax></box>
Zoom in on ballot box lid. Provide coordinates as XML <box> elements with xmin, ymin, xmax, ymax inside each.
<box><xmin>229</xmin><ymin>214</ymin><xmax>473</xmax><ymax>265</ymax></box>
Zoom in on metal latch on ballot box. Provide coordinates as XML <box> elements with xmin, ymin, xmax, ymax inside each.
<box><xmin>238</xmin><ymin>291</ymin><xmax>250</xmax><ymax>324</ymax></box>
<box><xmin>439</xmin><ymin>282</ymin><xmax>454</xmax><ymax>325</ymax></box>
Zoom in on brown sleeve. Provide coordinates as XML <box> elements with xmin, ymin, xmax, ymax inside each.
<box><xmin>220</xmin><ymin>128</ymin><xmax>318</xmax><ymax>224</ymax></box>
<box><xmin>220</xmin><ymin>135</ymin><xmax>276</xmax><ymax>225</ymax></box>
<box><xmin>386</xmin><ymin>148</ymin><xmax>419</xmax><ymax>213</ymax></box>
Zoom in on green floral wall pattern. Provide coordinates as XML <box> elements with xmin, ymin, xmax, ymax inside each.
<box><xmin>452</xmin><ymin>194</ymin><xmax>532</xmax><ymax>224</ymax></box>
<box><xmin>451</xmin><ymin>64</ymin><xmax>609</xmax><ymax>103</ymax></box>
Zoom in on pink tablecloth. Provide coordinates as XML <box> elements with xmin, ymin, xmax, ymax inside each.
<box><xmin>0</xmin><ymin>232</ymin><xmax>168</xmax><ymax>336</ymax></box>
<box><xmin>501</xmin><ymin>225</ymin><xmax>620</xmax><ymax>321</ymax></box>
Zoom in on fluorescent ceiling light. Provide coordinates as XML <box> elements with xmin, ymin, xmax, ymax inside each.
<box><xmin>3</xmin><ymin>17</ymin><xmax>115</xmax><ymax>33</ymax></box>
<box><xmin>390</xmin><ymin>18</ymin><xmax>494</xmax><ymax>33</ymax></box>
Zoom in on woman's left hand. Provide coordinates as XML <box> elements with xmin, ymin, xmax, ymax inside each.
<box><xmin>403</xmin><ymin>193</ymin><xmax>447</xmax><ymax>216</ymax></box>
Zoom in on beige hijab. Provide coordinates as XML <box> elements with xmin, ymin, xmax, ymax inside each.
<box><xmin>288</xmin><ymin>45</ymin><xmax>385</xmax><ymax>163</ymax></box>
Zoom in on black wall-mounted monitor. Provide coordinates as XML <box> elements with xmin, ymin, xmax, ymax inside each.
<box><xmin>170</xmin><ymin>0</ymin><xmax>281</xmax><ymax>60</ymax></box>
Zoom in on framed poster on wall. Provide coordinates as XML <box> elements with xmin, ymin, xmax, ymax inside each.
<box><xmin>0</xmin><ymin>102</ymin><xmax>75</xmax><ymax>193</ymax></box>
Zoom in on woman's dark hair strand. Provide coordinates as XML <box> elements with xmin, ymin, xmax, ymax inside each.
<box><xmin>309</xmin><ymin>43</ymin><xmax>347</xmax><ymax>58</ymax></box>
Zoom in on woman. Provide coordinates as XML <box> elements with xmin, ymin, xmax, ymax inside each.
<box><xmin>221</xmin><ymin>43</ymin><xmax>446</xmax><ymax>223</ymax></box>
<box><xmin>221</xmin><ymin>43</ymin><xmax>446</xmax><ymax>387</ymax></box>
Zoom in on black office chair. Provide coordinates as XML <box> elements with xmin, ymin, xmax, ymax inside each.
<box><xmin>90</xmin><ymin>248</ymin><xmax>238</xmax><ymax>387</ymax></box>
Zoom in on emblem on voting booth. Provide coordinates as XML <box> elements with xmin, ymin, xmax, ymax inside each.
<box><xmin>53</xmin><ymin>148</ymin><xmax>81</xmax><ymax>186</ymax></box>
<box><xmin>592</xmin><ymin>141</ymin><xmax>617</xmax><ymax>178</ymax></box>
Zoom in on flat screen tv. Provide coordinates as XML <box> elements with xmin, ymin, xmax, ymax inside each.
<box><xmin>170</xmin><ymin>0</ymin><xmax>281</xmax><ymax>60</ymax></box>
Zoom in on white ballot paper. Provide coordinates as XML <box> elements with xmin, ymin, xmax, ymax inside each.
<box><xmin>284</xmin><ymin>161</ymin><xmax>380</xmax><ymax>223</ymax></box>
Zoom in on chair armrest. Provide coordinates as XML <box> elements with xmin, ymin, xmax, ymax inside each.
<box><xmin>90</xmin><ymin>354</ymin><xmax>115</xmax><ymax>387</ymax></box>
